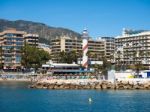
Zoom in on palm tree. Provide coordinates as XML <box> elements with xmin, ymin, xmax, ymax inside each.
<box><xmin>58</xmin><ymin>51</ymin><xmax>66</xmax><ymax>63</ymax></box>
<box><xmin>69</xmin><ymin>50</ymin><xmax>78</xmax><ymax>63</ymax></box>
<box><xmin>98</xmin><ymin>56</ymin><xmax>111</xmax><ymax>76</ymax></box>
<box><xmin>57</xmin><ymin>50</ymin><xmax>78</xmax><ymax>64</ymax></box>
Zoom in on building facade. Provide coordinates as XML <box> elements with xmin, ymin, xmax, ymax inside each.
<box><xmin>50</xmin><ymin>36</ymin><xmax>82</xmax><ymax>60</ymax></box>
<box><xmin>88</xmin><ymin>39</ymin><xmax>105</xmax><ymax>61</ymax></box>
<box><xmin>38</xmin><ymin>43</ymin><xmax>51</xmax><ymax>54</ymax></box>
<box><xmin>25</xmin><ymin>34</ymin><xmax>39</xmax><ymax>47</ymax></box>
<box><xmin>115</xmin><ymin>29</ymin><xmax>150</xmax><ymax>68</ymax></box>
<box><xmin>50</xmin><ymin>36</ymin><xmax>105</xmax><ymax>63</ymax></box>
<box><xmin>0</xmin><ymin>28</ymin><xmax>39</xmax><ymax>70</ymax></box>
<box><xmin>101</xmin><ymin>37</ymin><xmax>115</xmax><ymax>61</ymax></box>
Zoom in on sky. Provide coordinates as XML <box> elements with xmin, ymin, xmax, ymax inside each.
<box><xmin>0</xmin><ymin>0</ymin><xmax>150</xmax><ymax>38</ymax></box>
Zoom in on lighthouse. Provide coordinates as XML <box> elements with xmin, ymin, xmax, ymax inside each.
<box><xmin>82</xmin><ymin>28</ymin><xmax>89</xmax><ymax>69</ymax></box>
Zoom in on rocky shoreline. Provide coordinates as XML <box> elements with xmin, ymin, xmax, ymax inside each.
<box><xmin>30</xmin><ymin>79</ymin><xmax>150</xmax><ymax>90</ymax></box>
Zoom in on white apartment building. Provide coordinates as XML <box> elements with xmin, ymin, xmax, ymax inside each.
<box><xmin>115</xmin><ymin>29</ymin><xmax>150</xmax><ymax>68</ymax></box>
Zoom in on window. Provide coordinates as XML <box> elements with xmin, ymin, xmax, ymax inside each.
<box><xmin>4</xmin><ymin>57</ymin><xmax>12</xmax><ymax>62</ymax></box>
<box><xmin>16</xmin><ymin>56</ymin><xmax>21</xmax><ymax>63</ymax></box>
<box><xmin>15</xmin><ymin>38</ymin><xmax>23</xmax><ymax>41</ymax></box>
<box><xmin>15</xmin><ymin>42</ymin><xmax>23</xmax><ymax>45</ymax></box>
<box><xmin>6</xmin><ymin>33</ymin><xmax>14</xmax><ymax>37</ymax></box>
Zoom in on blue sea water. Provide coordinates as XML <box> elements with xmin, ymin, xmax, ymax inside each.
<box><xmin>0</xmin><ymin>81</ymin><xmax>150</xmax><ymax>112</ymax></box>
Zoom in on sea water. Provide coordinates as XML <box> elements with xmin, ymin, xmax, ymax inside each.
<box><xmin>0</xmin><ymin>81</ymin><xmax>150</xmax><ymax>112</ymax></box>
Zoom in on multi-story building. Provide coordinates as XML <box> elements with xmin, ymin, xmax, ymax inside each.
<box><xmin>50</xmin><ymin>36</ymin><xmax>105</xmax><ymax>62</ymax></box>
<box><xmin>38</xmin><ymin>43</ymin><xmax>51</xmax><ymax>54</ymax></box>
<box><xmin>0</xmin><ymin>28</ymin><xmax>25</xmax><ymax>70</ymax></box>
<box><xmin>88</xmin><ymin>39</ymin><xmax>105</xmax><ymax>61</ymax></box>
<box><xmin>101</xmin><ymin>37</ymin><xmax>115</xmax><ymax>61</ymax></box>
<box><xmin>50</xmin><ymin>36</ymin><xmax>82</xmax><ymax>62</ymax></box>
<box><xmin>0</xmin><ymin>28</ymin><xmax>39</xmax><ymax>70</ymax></box>
<box><xmin>51</xmin><ymin>36</ymin><xmax>82</xmax><ymax>54</ymax></box>
<box><xmin>115</xmin><ymin>29</ymin><xmax>150</xmax><ymax>68</ymax></box>
<box><xmin>24</xmin><ymin>34</ymin><xmax>39</xmax><ymax>47</ymax></box>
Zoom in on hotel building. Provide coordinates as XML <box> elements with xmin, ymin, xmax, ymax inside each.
<box><xmin>0</xmin><ymin>28</ymin><xmax>39</xmax><ymax>70</ymax></box>
<box><xmin>50</xmin><ymin>36</ymin><xmax>82</xmax><ymax>62</ymax></box>
<box><xmin>115</xmin><ymin>29</ymin><xmax>150</xmax><ymax>68</ymax></box>
<box><xmin>101</xmin><ymin>37</ymin><xmax>115</xmax><ymax>61</ymax></box>
<box><xmin>24</xmin><ymin>34</ymin><xmax>39</xmax><ymax>47</ymax></box>
<box><xmin>88</xmin><ymin>39</ymin><xmax>105</xmax><ymax>61</ymax></box>
<box><xmin>50</xmin><ymin>36</ymin><xmax>105</xmax><ymax>63</ymax></box>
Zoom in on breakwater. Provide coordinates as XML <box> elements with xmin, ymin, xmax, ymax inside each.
<box><xmin>30</xmin><ymin>79</ymin><xmax>150</xmax><ymax>90</ymax></box>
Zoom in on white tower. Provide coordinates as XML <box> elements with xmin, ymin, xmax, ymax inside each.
<box><xmin>82</xmin><ymin>28</ymin><xmax>89</xmax><ymax>69</ymax></box>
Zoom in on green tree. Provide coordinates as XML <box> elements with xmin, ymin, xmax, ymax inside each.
<box><xmin>100</xmin><ymin>56</ymin><xmax>111</xmax><ymax>76</ymax></box>
<box><xmin>58</xmin><ymin>51</ymin><xmax>67</xmax><ymax>63</ymax></box>
<box><xmin>69</xmin><ymin>50</ymin><xmax>78</xmax><ymax>63</ymax></box>
<box><xmin>21</xmin><ymin>44</ymin><xmax>50</xmax><ymax>70</ymax></box>
<box><xmin>58</xmin><ymin>50</ymin><xmax>78</xmax><ymax>64</ymax></box>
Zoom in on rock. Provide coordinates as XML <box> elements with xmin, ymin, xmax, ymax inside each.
<box><xmin>48</xmin><ymin>84</ymin><xmax>55</xmax><ymax>89</ymax></box>
<box><xmin>84</xmin><ymin>85</ymin><xmax>91</xmax><ymax>89</ymax></box>
<box><xmin>42</xmin><ymin>86</ymin><xmax>47</xmax><ymax>89</ymax></box>
<box><xmin>63</xmin><ymin>84</ymin><xmax>70</xmax><ymax>89</ymax></box>
<box><xmin>102</xmin><ymin>84</ymin><xmax>107</xmax><ymax>89</ymax></box>
<box><xmin>133</xmin><ymin>85</ymin><xmax>140</xmax><ymax>89</ymax></box>
<box><xmin>144</xmin><ymin>83</ymin><xmax>150</xmax><ymax>89</ymax></box>
<box><xmin>29</xmin><ymin>85</ymin><xmax>35</xmax><ymax>88</ymax></box>
<box><xmin>95</xmin><ymin>84</ymin><xmax>101</xmax><ymax>89</ymax></box>
<box><xmin>129</xmin><ymin>81</ymin><xmax>134</xmax><ymax>85</ymax></box>
<box><xmin>54</xmin><ymin>85</ymin><xmax>59</xmax><ymax>89</ymax></box>
<box><xmin>30</xmin><ymin>79</ymin><xmax>150</xmax><ymax>90</ymax></box>
<box><xmin>123</xmin><ymin>85</ymin><xmax>132</xmax><ymax>89</ymax></box>
<box><xmin>118</xmin><ymin>86</ymin><xmax>125</xmax><ymax>90</ymax></box>
<box><xmin>122</xmin><ymin>81</ymin><xmax>129</xmax><ymax>85</ymax></box>
<box><xmin>36</xmin><ymin>85</ymin><xmax>43</xmax><ymax>89</ymax></box>
<box><xmin>59</xmin><ymin>85</ymin><xmax>65</xmax><ymax>89</ymax></box>
<box><xmin>90</xmin><ymin>84</ymin><xmax>96</xmax><ymax>89</ymax></box>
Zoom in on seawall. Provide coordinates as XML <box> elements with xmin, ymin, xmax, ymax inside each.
<box><xmin>30</xmin><ymin>79</ymin><xmax>150</xmax><ymax>90</ymax></box>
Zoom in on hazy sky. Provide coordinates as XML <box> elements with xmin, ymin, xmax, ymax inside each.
<box><xmin>0</xmin><ymin>0</ymin><xmax>150</xmax><ymax>38</ymax></box>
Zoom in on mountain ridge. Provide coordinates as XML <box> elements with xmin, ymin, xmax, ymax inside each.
<box><xmin>0</xmin><ymin>19</ymin><xmax>81</xmax><ymax>44</ymax></box>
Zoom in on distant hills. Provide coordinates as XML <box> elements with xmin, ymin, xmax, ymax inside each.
<box><xmin>0</xmin><ymin>19</ymin><xmax>81</xmax><ymax>44</ymax></box>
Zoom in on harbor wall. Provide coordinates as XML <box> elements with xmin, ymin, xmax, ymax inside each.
<box><xmin>30</xmin><ymin>79</ymin><xmax>150</xmax><ymax>90</ymax></box>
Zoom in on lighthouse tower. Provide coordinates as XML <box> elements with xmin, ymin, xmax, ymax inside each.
<box><xmin>82</xmin><ymin>28</ymin><xmax>89</xmax><ymax>69</ymax></box>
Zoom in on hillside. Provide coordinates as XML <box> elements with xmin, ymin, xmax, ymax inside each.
<box><xmin>0</xmin><ymin>19</ymin><xmax>81</xmax><ymax>44</ymax></box>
